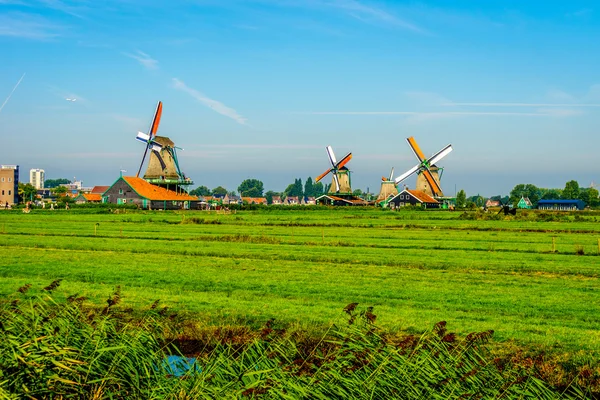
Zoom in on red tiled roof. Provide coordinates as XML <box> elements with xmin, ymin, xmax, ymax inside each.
<box><xmin>91</xmin><ymin>185</ymin><xmax>109</xmax><ymax>194</ymax></box>
<box><xmin>406</xmin><ymin>189</ymin><xmax>438</xmax><ymax>203</ymax></box>
<box><xmin>83</xmin><ymin>193</ymin><xmax>102</xmax><ymax>201</ymax></box>
<box><xmin>242</xmin><ymin>197</ymin><xmax>267</xmax><ymax>204</ymax></box>
<box><xmin>122</xmin><ymin>176</ymin><xmax>198</xmax><ymax>201</ymax></box>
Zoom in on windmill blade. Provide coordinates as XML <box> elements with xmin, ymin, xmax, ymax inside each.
<box><xmin>332</xmin><ymin>171</ymin><xmax>341</xmax><ymax>192</ymax></box>
<box><xmin>394</xmin><ymin>164</ymin><xmax>420</xmax><ymax>184</ymax></box>
<box><xmin>326</xmin><ymin>145</ymin><xmax>337</xmax><ymax>166</ymax></box>
<box><xmin>336</xmin><ymin>152</ymin><xmax>352</xmax><ymax>169</ymax></box>
<box><xmin>407</xmin><ymin>136</ymin><xmax>427</xmax><ymax>162</ymax></box>
<box><xmin>136</xmin><ymin>146</ymin><xmax>150</xmax><ymax>178</ymax></box>
<box><xmin>136</xmin><ymin>132</ymin><xmax>150</xmax><ymax>143</ymax></box>
<box><xmin>427</xmin><ymin>144</ymin><xmax>453</xmax><ymax>166</ymax></box>
<box><xmin>150</xmin><ymin>142</ymin><xmax>163</xmax><ymax>152</ymax></box>
<box><xmin>388</xmin><ymin>167</ymin><xmax>394</xmax><ymax>181</ymax></box>
<box><xmin>148</xmin><ymin>101</ymin><xmax>163</xmax><ymax>138</ymax></box>
<box><xmin>153</xmin><ymin>150</ymin><xmax>167</xmax><ymax>170</ymax></box>
<box><xmin>421</xmin><ymin>168</ymin><xmax>443</xmax><ymax>196</ymax></box>
<box><xmin>381</xmin><ymin>176</ymin><xmax>388</xmax><ymax>182</ymax></box>
<box><xmin>315</xmin><ymin>168</ymin><xmax>331</xmax><ymax>183</ymax></box>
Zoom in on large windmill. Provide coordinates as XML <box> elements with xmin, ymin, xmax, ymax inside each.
<box><xmin>135</xmin><ymin>101</ymin><xmax>193</xmax><ymax>192</ymax></box>
<box><xmin>376</xmin><ymin>167</ymin><xmax>399</xmax><ymax>205</ymax></box>
<box><xmin>394</xmin><ymin>137</ymin><xmax>452</xmax><ymax>198</ymax></box>
<box><xmin>315</xmin><ymin>146</ymin><xmax>353</xmax><ymax>195</ymax></box>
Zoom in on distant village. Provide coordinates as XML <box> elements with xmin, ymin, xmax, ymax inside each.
<box><xmin>0</xmin><ymin>164</ymin><xmax>597</xmax><ymax>212</ymax></box>
<box><xmin>4</xmin><ymin>102</ymin><xmax>597</xmax><ymax>213</ymax></box>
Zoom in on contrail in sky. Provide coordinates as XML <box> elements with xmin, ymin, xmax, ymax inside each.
<box><xmin>0</xmin><ymin>73</ymin><xmax>26</xmax><ymax>114</ymax></box>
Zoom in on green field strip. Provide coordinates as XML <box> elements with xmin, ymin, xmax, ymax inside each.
<box><xmin>2</xmin><ymin>247</ymin><xmax>600</xmax><ymax>352</ymax></box>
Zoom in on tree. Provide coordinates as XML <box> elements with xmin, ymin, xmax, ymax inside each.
<box><xmin>189</xmin><ymin>185</ymin><xmax>211</xmax><ymax>196</ymax></box>
<box><xmin>455</xmin><ymin>189</ymin><xmax>467</xmax><ymax>208</ymax></box>
<box><xmin>52</xmin><ymin>186</ymin><xmax>68</xmax><ymax>196</ymax></box>
<box><xmin>18</xmin><ymin>183</ymin><xmax>37</xmax><ymax>202</ymax></box>
<box><xmin>509</xmin><ymin>184</ymin><xmax>540</xmax><ymax>207</ymax></box>
<box><xmin>44</xmin><ymin>178</ymin><xmax>70</xmax><ymax>188</ymax></box>
<box><xmin>353</xmin><ymin>189</ymin><xmax>363</xmax><ymax>197</ymax></box>
<box><xmin>243</xmin><ymin>187</ymin><xmax>261</xmax><ymax>197</ymax></box>
<box><xmin>284</xmin><ymin>178</ymin><xmax>303</xmax><ymax>198</ymax></box>
<box><xmin>540</xmin><ymin>188</ymin><xmax>562</xmax><ymax>200</ymax></box>
<box><xmin>265</xmin><ymin>190</ymin><xmax>278</xmax><ymax>205</ymax></box>
<box><xmin>562</xmin><ymin>180</ymin><xmax>580</xmax><ymax>200</ymax></box>
<box><xmin>589</xmin><ymin>188</ymin><xmax>600</xmax><ymax>207</ymax></box>
<box><xmin>304</xmin><ymin>177</ymin><xmax>314</xmax><ymax>198</ymax></box>
<box><xmin>238</xmin><ymin>179</ymin><xmax>264</xmax><ymax>197</ymax></box>
<box><xmin>579</xmin><ymin>187</ymin><xmax>599</xmax><ymax>207</ymax></box>
<box><xmin>212</xmin><ymin>186</ymin><xmax>228</xmax><ymax>196</ymax></box>
<box><xmin>313</xmin><ymin>182</ymin><xmax>325</xmax><ymax>196</ymax></box>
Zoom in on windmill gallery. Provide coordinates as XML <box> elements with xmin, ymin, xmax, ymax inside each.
<box><xmin>101</xmin><ymin>101</ymin><xmax>453</xmax><ymax>210</ymax></box>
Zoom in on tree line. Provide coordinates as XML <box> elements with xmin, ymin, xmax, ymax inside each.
<box><xmin>189</xmin><ymin>177</ymin><xmax>330</xmax><ymax>204</ymax></box>
<box><xmin>454</xmin><ymin>180</ymin><xmax>599</xmax><ymax>209</ymax></box>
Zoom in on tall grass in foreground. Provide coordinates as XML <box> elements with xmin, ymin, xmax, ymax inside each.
<box><xmin>0</xmin><ymin>283</ymin><xmax>584</xmax><ymax>399</ymax></box>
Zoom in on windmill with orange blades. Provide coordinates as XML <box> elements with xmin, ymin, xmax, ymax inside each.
<box><xmin>394</xmin><ymin>136</ymin><xmax>453</xmax><ymax>198</ymax></box>
<box><xmin>135</xmin><ymin>101</ymin><xmax>193</xmax><ymax>192</ymax></box>
<box><xmin>135</xmin><ymin>101</ymin><xmax>164</xmax><ymax>177</ymax></box>
<box><xmin>315</xmin><ymin>145</ymin><xmax>353</xmax><ymax>194</ymax></box>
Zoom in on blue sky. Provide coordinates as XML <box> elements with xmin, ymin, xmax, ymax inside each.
<box><xmin>1</xmin><ymin>0</ymin><xmax>599</xmax><ymax>196</ymax></box>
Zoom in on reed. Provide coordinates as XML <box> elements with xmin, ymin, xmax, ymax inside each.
<box><xmin>1</xmin><ymin>285</ymin><xmax>581</xmax><ymax>399</ymax></box>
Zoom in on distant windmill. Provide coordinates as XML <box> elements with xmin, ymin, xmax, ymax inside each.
<box><xmin>376</xmin><ymin>167</ymin><xmax>399</xmax><ymax>204</ymax></box>
<box><xmin>134</xmin><ymin>101</ymin><xmax>193</xmax><ymax>191</ymax></box>
<box><xmin>315</xmin><ymin>146</ymin><xmax>353</xmax><ymax>194</ymax></box>
<box><xmin>136</xmin><ymin>101</ymin><xmax>164</xmax><ymax>177</ymax></box>
<box><xmin>394</xmin><ymin>137</ymin><xmax>452</xmax><ymax>198</ymax></box>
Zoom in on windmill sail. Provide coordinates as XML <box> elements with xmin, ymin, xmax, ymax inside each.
<box><xmin>393</xmin><ymin>136</ymin><xmax>452</xmax><ymax>197</ymax></box>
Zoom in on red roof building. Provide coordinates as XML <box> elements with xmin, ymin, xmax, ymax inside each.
<box><xmin>103</xmin><ymin>176</ymin><xmax>198</xmax><ymax>209</ymax></box>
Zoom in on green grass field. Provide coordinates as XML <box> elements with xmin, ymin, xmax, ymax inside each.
<box><xmin>1</xmin><ymin>207</ymin><xmax>600</xmax><ymax>357</ymax></box>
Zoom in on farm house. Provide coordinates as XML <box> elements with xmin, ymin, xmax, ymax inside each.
<box><xmin>388</xmin><ymin>189</ymin><xmax>440</xmax><ymax>209</ymax></box>
<box><xmin>537</xmin><ymin>199</ymin><xmax>586</xmax><ymax>211</ymax></box>
<box><xmin>102</xmin><ymin>176</ymin><xmax>198</xmax><ymax>210</ymax></box>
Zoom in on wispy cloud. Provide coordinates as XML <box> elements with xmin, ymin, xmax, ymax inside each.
<box><xmin>57</xmin><ymin>152</ymin><xmax>138</xmax><ymax>159</ymax></box>
<box><xmin>299</xmin><ymin>110</ymin><xmax>580</xmax><ymax>117</ymax></box>
<box><xmin>0</xmin><ymin>12</ymin><xmax>62</xmax><ymax>40</ymax></box>
<box><xmin>442</xmin><ymin>102</ymin><xmax>600</xmax><ymax>107</ymax></box>
<box><xmin>112</xmin><ymin>114</ymin><xmax>143</xmax><ymax>128</ymax></box>
<box><xmin>39</xmin><ymin>0</ymin><xmax>86</xmax><ymax>19</ymax></box>
<box><xmin>322</xmin><ymin>0</ymin><xmax>423</xmax><ymax>32</ymax></box>
<box><xmin>123</xmin><ymin>50</ymin><xmax>159</xmax><ymax>70</ymax></box>
<box><xmin>566</xmin><ymin>8</ymin><xmax>592</xmax><ymax>18</ymax></box>
<box><xmin>201</xmin><ymin>144</ymin><xmax>320</xmax><ymax>150</ymax></box>
<box><xmin>171</xmin><ymin>78</ymin><xmax>248</xmax><ymax>125</ymax></box>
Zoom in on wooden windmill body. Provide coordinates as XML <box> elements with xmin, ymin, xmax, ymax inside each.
<box><xmin>135</xmin><ymin>102</ymin><xmax>193</xmax><ymax>192</ymax></box>
<box><xmin>415</xmin><ymin>166</ymin><xmax>443</xmax><ymax>198</ymax></box>
<box><xmin>394</xmin><ymin>137</ymin><xmax>452</xmax><ymax>199</ymax></box>
<box><xmin>329</xmin><ymin>167</ymin><xmax>352</xmax><ymax>195</ymax></box>
<box><xmin>315</xmin><ymin>146</ymin><xmax>354</xmax><ymax>196</ymax></box>
<box><xmin>314</xmin><ymin>146</ymin><xmax>366</xmax><ymax>205</ymax></box>
<box><xmin>377</xmin><ymin>168</ymin><xmax>399</xmax><ymax>205</ymax></box>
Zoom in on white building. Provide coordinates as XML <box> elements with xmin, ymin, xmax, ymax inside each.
<box><xmin>29</xmin><ymin>168</ymin><xmax>45</xmax><ymax>189</ymax></box>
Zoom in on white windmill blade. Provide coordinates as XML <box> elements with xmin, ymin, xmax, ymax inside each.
<box><xmin>326</xmin><ymin>145</ymin><xmax>337</xmax><ymax>166</ymax></box>
<box><xmin>136</xmin><ymin>131</ymin><xmax>150</xmax><ymax>142</ymax></box>
<box><xmin>427</xmin><ymin>144</ymin><xmax>453</xmax><ymax>166</ymax></box>
<box><xmin>389</xmin><ymin>167</ymin><xmax>394</xmax><ymax>181</ymax></box>
<box><xmin>332</xmin><ymin>171</ymin><xmax>341</xmax><ymax>192</ymax></box>
<box><xmin>151</xmin><ymin>143</ymin><xmax>162</xmax><ymax>152</ymax></box>
<box><xmin>394</xmin><ymin>164</ymin><xmax>420</xmax><ymax>184</ymax></box>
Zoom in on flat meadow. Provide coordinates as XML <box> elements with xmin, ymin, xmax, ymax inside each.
<box><xmin>1</xmin><ymin>206</ymin><xmax>600</xmax><ymax>360</ymax></box>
